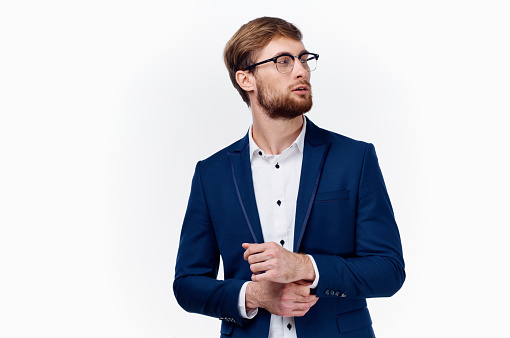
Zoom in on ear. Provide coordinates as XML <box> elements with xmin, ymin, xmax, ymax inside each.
<box><xmin>236</xmin><ymin>70</ymin><xmax>256</xmax><ymax>93</ymax></box>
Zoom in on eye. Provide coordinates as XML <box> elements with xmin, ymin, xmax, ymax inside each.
<box><xmin>276</xmin><ymin>55</ymin><xmax>292</xmax><ymax>65</ymax></box>
<box><xmin>300</xmin><ymin>54</ymin><xmax>312</xmax><ymax>63</ymax></box>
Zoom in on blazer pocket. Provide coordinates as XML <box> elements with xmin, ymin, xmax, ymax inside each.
<box><xmin>315</xmin><ymin>190</ymin><xmax>350</xmax><ymax>203</ymax></box>
<box><xmin>336</xmin><ymin>307</ymin><xmax>372</xmax><ymax>334</ymax></box>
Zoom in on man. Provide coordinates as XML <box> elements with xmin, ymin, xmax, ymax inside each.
<box><xmin>174</xmin><ymin>17</ymin><xmax>405</xmax><ymax>338</ymax></box>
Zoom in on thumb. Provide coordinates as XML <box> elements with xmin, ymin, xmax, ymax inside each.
<box><xmin>293</xmin><ymin>280</ymin><xmax>313</xmax><ymax>286</ymax></box>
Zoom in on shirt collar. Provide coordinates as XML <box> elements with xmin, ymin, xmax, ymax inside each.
<box><xmin>249</xmin><ymin>116</ymin><xmax>307</xmax><ymax>161</ymax></box>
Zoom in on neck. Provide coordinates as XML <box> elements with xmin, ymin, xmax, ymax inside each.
<box><xmin>251</xmin><ymin>110</ymin><xmax>304</xmax><ymax>155</ymax></box>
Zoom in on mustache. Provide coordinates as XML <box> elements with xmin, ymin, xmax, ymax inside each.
<box><xmin>289</xmin><ymin>80</ymin><xmax>312</xmax><ymax>90</ymax></box>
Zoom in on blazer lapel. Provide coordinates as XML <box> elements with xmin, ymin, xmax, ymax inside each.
<box><xmin>227</xmin><ymin>134</ymin><xmax>264</xmax><ymax>244</ymax></box>
<box><xmin>294</xmin><ymin>118</ymin><xmax>331</xmax><ymax>252</ymax></box>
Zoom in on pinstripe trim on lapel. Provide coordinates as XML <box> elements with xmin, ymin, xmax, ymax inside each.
<box><xmin>294</xmin><ymin>118</ymin><xmax>331</xmax><ymax>252</ymax></box>
<box><xmin>227</xmin><ymin>134</ymin><xmax>264</xmax><ymax>244</ymax></box>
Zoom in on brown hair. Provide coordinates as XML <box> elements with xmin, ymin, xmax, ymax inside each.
<box><xmin>223</xmin><ymin>17</ymin><xmax>303</xmax><ymax>106</ymax></box>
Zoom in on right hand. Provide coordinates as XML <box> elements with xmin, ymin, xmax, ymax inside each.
<box><xmin>245</xmin><ymin>281</ymin><xmax>318</xmax><ymax>317</ymax></box>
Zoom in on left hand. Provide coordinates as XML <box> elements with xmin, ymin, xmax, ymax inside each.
<box><xmin>242</xmin><ymin>242</ymin><xmax>315</xmax><ymax>283</ymax></box>
<box><xmin>245</xmin><ymin>280</ymin><xmax>318</xmax><ymax>317</ymax></box>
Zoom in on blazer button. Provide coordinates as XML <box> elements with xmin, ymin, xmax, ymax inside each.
<box><xmin>340</xmin><ymin>293</ymin><xmax>346</xmax><ymax>297</ymax></box>
<box><xmin>334</xmin><ymin>291</ymin><xmax>340</xmax><ymax>296</ymax></box>
<box><xmin>325</xmin><ymin>289</ymin><xmax>330</xmax><ymax>295</ymax></box>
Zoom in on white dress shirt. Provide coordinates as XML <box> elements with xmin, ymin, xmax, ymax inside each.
<box><xmin>237</xmin><ymin>118</ymin><xmax>319</xmax><ymax>338</ymax></box>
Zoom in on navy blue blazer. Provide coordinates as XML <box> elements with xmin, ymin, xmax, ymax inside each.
<box><xmin>174</xmin><ymin>118</ymin><xmax>405</xmax><ymax>337</ymax></box>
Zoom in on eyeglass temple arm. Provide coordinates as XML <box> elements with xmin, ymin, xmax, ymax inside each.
<box><xmin>243</xmin><ymin>58</ymin><xmax>276</xmax><ymax>71</ymax></box>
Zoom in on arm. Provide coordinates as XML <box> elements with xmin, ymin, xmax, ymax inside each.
<box><xmin>173</xmin><ymin>162</ymin><xmax>246</xmax><ymax>324</ymax></box>
<box><xmin>241</xmin><ymin>244</ymin><xmax>319</xmax><ymax>317</ymax></box>
<box><xmin>242</xmin><ymin>242</ymin><xmax>316</xmax><ymax>283</ymax></box>
<box><xmin>312</xmin><ymin>143</ymin><xmax>405</xmax><ymax>299</ymax></box>
<box><xmin>243</xmin><ymin>144</ymin><xmax>405</xmax><ymax>299</ymax></box>
<box><xmin>244</xmin><ymin>280</ymin><xmax>318</xmax><ymax>317</ymax></box>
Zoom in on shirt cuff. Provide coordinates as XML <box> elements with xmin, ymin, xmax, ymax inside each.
<box><xmin>307</xmin><ymin>254</ymin><xmax>320</xmax><ymax>289</ymax></box>
<box><xmin>238</xmin><ymin>281</ymin><xmax>258</xmax><ymax>319</ymax></box>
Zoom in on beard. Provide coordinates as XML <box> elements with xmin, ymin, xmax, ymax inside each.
<box><xmin>256</xmin><ymin>79</ymin><xmax>313</xmax><ymax>120</ymax></box>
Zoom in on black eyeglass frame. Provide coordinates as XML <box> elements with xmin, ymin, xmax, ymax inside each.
<box><xmin>242</xmin><ymin>52</ymin><xmax>319</xmax><ymax>73</ymax></box>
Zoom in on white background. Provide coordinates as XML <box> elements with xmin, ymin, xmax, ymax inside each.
<box><xmin>1</xmin><ymin>1</ymin><xmax>509</xmax><ymax>337</ymax></box>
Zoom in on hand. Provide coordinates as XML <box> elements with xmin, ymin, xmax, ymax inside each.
<box><xmin>242</xmin><ymin>242</ymin><xmax>315</xmax><ymax>283</ymax></box>
<box><xmin>246</xmin><ymin>281</ymin><xmax>318</xmax><ymax>317</ymax></box>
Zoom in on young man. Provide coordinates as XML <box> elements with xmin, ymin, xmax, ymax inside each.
<box><xmin>174</xmin><ymin>17</ymin><xmax>405</xmax><ymax>338</ymax></box>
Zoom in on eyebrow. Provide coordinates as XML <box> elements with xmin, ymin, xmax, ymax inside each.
<box><xmin>272</xmin><ymin>49</ymin><xmax>309</xmax><ymax>58</ymax></box>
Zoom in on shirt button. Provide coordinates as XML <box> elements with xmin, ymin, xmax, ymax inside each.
<box><xmin>277</xmin><ymin>200</ymin><xmax>281</xmax><ymax>206</ymax></box>
<box><xmin>287</xmin><ymin>323</ymin><xmax>292</xmax><ymax>330</ymax></box>
<box><xmin>275</xmin><ymin>163</ymin><xmax>280</xmax><ymax>169</ymax></box>
<box><xmin>280</xmin><ymin>239</ymin><xmax>285</xmax><ymax>246</ymax></box>
<box><xmin>258</xmin><ymin>151</ymin><xmax>262</xmax><ymax>156</ymax></box>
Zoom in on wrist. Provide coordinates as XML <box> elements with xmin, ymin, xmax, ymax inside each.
<box><xmin>245</xmin><ymin>282</ymin><xmax>260</xmax><ymax>310</ymax></box>
<box><xmin>299</xmin><ymin>254</ymin><xmax>316</xmax><ymax>282</ymax></box>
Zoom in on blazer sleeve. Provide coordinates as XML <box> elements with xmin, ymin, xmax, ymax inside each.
<box><xmin>173</xmin><ymin>161</ymin><xmax>246</xmax><ymax>325</ymax></box>
<box><xmin>312</xmin><ymin>143</ymin><xmax>406</xmax><ymax>299</ymax></box>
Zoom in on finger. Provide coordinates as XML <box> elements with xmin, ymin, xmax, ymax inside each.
<box><xmin>279</xmin><ymin>285</ymin><xmax>311</xmax><ymax>301</ymax></box>
<box><xmin>251</xmin><ymin>270</ymin><xmax>272</xmax><ymax>282</ymax></box>
<box><xmin>251</xmin><ymin>268</ymin><xmax>281</xmax><ymax>282</ymax></box>
<box><xmin>249</xmin><ymin>261</ymin><xmax>271</xmax><ymax>275</ymax></box>
<box><xmin>247</xmin><ymin>252</ymin><xmax>270</xmax><ymax>265</ymax></box>
<box><xmin>291</xmin><ymin>308</ymin><xmax>310</xmax><ymax>317</ymax></box>
<box><xmin>299</xmin><ymin>295</ymin><xmax>318</xmax><ymax>303</ymax></box>
<box><xmin>295</xmin><ymin>298</ymin><xmax>317</xmax><ymax>312</ymax></box>
<box><xmin>242</xmin><ymin>243</ymin><xmax>254</xmax><ymax>260</ymax></box>
<box><xmin>243</xmin><ymin>243</ymin><xmax>267</xmax><ymax>261</ymax></box>
<box><xmin>292</xmin><ymin>285</ymin><xmax>311</xmax><ymax>297</ymax></box>
<box><xmin>288</xmin><ymin>302</ymin><xmax>313</xmax><ymax>317</ymax></box>
<box><xmin>289</xmin><ymin>294</ymin><xmax>316</xmax><ymax>303</ymax></box>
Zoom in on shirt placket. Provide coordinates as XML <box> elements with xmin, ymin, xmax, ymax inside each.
<box><xmin>269</xmin><ymin>155</ymin><xmax>288</xmax><ymax>251</ymax></box>
<box><xmin>269</xmin><ymin>154</ymin><xmax>296</xmax><ymax>338</ymax></box>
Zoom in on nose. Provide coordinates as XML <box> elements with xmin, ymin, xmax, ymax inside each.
<box><xmin>292</xmin><ymin>58</ymin><xmax>309</xmax><ymax>79</ymax></box>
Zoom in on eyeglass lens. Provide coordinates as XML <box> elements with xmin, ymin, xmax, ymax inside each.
<box><xmin>275</xmin><ymin>54</ymin><xmax>317</xmax><ymax>73</ymax></box>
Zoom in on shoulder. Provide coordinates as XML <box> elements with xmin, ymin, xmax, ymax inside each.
<box><xmin>306</xmin><ymin>118</ymin><xmax>372</xmax><ymax>154</ymax></box>
<box><xmin>195</xmin><ymin>131</ymin><xmax>249</xmax><ymax>170</ymax></box>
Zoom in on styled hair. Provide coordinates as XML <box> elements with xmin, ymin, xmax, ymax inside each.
<box><xmin>223</xmin><ymin>17</ymin><xmax>303</xmax><ymax>106</ymax></box>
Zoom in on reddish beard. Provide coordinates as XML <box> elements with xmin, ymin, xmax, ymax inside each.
<box><xmin>256</xmin><ymin>79</ymin><xmax>313</xmax><ymax>120</ymax></box>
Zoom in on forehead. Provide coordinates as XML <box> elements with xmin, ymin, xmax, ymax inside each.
<box><xmin>256</xmin><ymin>36</ymin><xmax>306</xmax><ymax>60</ymax></box>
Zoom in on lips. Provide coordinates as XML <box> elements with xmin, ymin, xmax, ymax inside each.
<box><xmin>292</xmin><ymin>85</ymin><xmax>309</xmax><ymax>92</ymax></box>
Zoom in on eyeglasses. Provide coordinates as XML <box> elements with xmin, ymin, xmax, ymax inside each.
<box><xmin>243</xmin><ymin>52</ymin><xmax>319</xmax><ymax>74</ymax></box>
